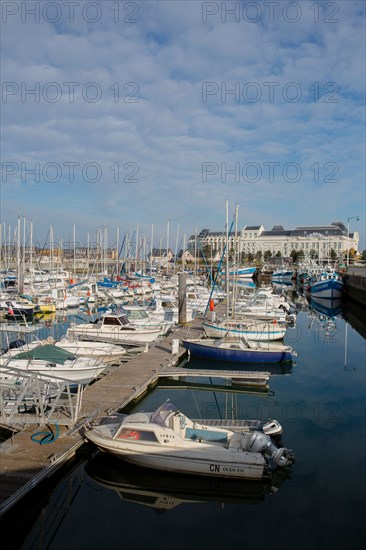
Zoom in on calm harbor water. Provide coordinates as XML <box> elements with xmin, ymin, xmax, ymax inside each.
<box><xmin>1</xmin><ymin>289</ymin><xmax>366</xmax><ymax>550</ymax></box>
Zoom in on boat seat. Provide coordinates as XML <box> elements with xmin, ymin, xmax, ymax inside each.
<box><xmin>185</xmin><ymin>427</ymin><xmax>227</xmax><ymax>443</ymax></box>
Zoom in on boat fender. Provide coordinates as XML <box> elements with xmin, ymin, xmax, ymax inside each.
<box><xmin>8</xmin><ymin>339</ymin><xmax>26</xmax><ymax>350</ymax></box>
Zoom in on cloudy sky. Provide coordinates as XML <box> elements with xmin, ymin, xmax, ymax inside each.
<box><xmin>1</xmin><ymin>0</ymin><xmax>365</xmax><ymax>249</ymax></box>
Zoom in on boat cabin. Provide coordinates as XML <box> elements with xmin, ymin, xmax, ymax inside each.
<box><xmin>113</xmin><ymin>402</ymin><xmax>230</xmax><ymax>446</ymax></box>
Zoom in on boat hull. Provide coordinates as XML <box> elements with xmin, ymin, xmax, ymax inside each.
<box><xmin>202</xmin><ymin>322</ymin><xmax>286</xmax><ymax>341</ymax></box>
<box><xmin>310</xmin><ymin>279</ymin><xmax>343</xmax><ymax>299</ymax></box>
<box><xmin>68</xmin><ymin>325</ymin><xmax>161</xmax><ymax>345</ymax></box>
<box><xmin>2</xmin><ymin>359</ymin><xmax>107</xmax><ymax>384</ymax></box>
<box><xmin>87</xmin><ymin>432</ymin><xmax>266</xmax><ymax>480</ymax></box>
<box><xmin>182</xmin><ymin>339</ymin><xmax>292</xmax><ymax>363</ymax></box>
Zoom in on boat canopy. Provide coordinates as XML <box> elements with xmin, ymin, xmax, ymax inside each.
<box><xmin>14</xmin><ymin>344</ymin><xmax>77</xmax><ymax>364</ymax></box>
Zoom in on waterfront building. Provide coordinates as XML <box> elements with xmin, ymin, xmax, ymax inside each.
<box><xmin>188</xmin><ymin>222</ymin><xmax>359</xmax><ymax>261</ymax></box>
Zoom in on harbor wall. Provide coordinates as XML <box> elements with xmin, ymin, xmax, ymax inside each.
<box><xmin>341</xmin><ymin>267</ymin><xmax>366</xmax><ymax>308</ymax></box>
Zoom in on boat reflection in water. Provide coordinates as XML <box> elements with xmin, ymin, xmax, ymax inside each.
<box><xmin>85</xmin><ymin>453</ymin><xmax>293</xmax><ymax>512</ymax></box>
<box><xmin>185</xmin><ymin>356</ymin><xmax>294</xmax><ymax>376</ymax></box>
<box><xmin>310</xmin><ymin>297</ymin><xmax>343</xmax><ymax>318</ymax></box>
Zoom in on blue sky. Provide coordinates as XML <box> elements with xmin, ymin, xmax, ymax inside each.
<box><xmin>1</xmin><ymin>0</ymin><xmax>365</xmax><ymax>250</ymax></box>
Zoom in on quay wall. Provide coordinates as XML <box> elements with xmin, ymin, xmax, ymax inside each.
<box><xmin>341</xmin><ymin>267</ymin><xmax>366</xmax><ymax>308</ymax></box>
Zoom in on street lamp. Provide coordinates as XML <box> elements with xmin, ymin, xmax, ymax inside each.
<box><xmin>347</xmin><ymin>216</ymin><xmax>359</xmax><ymax>267</ymax></box>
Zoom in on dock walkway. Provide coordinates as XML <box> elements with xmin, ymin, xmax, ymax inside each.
<box><xmin>0</xmin><ymin>316</ymin><xmax>196</xmax><ymax>514</ymax></box>
<box><xmin>0</xmin><ymin>308</ymin><xmax>232</xmax><ymax>515</ymax></box>
<box><xmin>0</xmin><ymin>302</ymin><xmax>270</xmax><ymax>515</ymax></box>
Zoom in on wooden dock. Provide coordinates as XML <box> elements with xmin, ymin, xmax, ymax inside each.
<box><xmin>0</xmin><ymin>306</ymin><xmax>270</xmax><ymax>516</ymax></box>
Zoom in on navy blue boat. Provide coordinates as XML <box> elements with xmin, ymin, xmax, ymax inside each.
<box><xmin>182</xmin><ymin>337</ymin><xmax>294</xmax><ymax>364</ymax></box>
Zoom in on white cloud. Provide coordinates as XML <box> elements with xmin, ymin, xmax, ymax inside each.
<box><xmin>1</xmin><ymin>0</ymin><xmax>365</xmax><ymax>247</ymax></box>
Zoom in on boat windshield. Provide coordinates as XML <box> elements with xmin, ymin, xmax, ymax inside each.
<box><xmin>151</xmin><ymin>401</ymin><xmax>178</xmax><ymax>427</ymax></box>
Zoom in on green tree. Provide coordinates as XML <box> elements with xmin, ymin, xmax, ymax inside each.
<box><xmin>290</xmin><ymin>249</ymin><xmax>298</xmax><ymax>263</ymax></box>
<box><xmin>247</xmin><ymin>252</ymin><xmax>254</xmax><ymax>262</ymax></box>
<box><xmin>201</xmin><ymin>244</ymin><xmax>212</xmax><ymax>260</ymax></box>
<box><xmin>264</xmin><ymin>250</ymin><xmax>272</xmax><ymax>261</ymax></box>
<box><xmin>255</xmin><ymin>250</ymin><xmax>262</xmax><ymax>261</ymax></box>
<box><xmin>275</xmin><ymin>250</ymin><xmax>282</xmax><ymax>257</ymax></box>
<box><xmin>310</xmin><ymin>248</ymin><xmax>318</xmax><ymax>259</ymax></box>
<box><xmin>330</xmin><ymin>248</ymin><xmax>337</xmax><ymax>261</ymax></box>
<box><xmin>362</xmin><ymin>250</ymin><xmax>366</xmax><ymax>261</ymax></box>
<box><xmin>297</xmin><ymin>249</ymin><xmax>305</xmax><ymax>261</ymax></box>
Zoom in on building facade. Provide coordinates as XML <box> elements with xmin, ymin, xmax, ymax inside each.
<box><xmin>189</xmin><ymin>222</ymin><xmax>359</xmax><ymax>261</ymax></box>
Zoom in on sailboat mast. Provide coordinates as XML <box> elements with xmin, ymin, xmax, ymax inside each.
<box><xmin>225</xmin><ymin>200</ymin><xmax>229</xmax><ymax>322</ymax></box>
<box><xmin>166</xmin><ymin>220</ymin><xmax>170</xmax><ymax>274</ymax></box>
<box><xmin>150</xmin><ymin>224</ymin><xmax>153</xmax><ymax>275</ymax></box>
<box><xmin>116</xmin><ymin>226</ymin><xmax>119</xmax><ymax>277</ymax></box>
<box><xmin>174</xmin><ymin>222</ymin><xmax>180</xmax><ymax>273</ymax></box>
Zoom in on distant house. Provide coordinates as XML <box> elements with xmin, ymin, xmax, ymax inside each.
<box><xmin>148</xmin><ymin>248</ymin><xmax>174</xmax><ymax>265</ymax></box>
<box><xmin>177</xmin><ymin>250</ymin><xmax>196</xmax><ymax>263</ymax></box>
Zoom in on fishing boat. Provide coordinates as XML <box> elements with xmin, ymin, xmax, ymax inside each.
<box><xmin>308</xmin><ymin>271</ymin><xmax>344</xmax><ymax>299</ymax></box>
<box><xmin>67</xmin><ymin>313</ymin><xmax>161</xmax><ymax>346</ymax></box>
<box><xmin>84</xmin><ymin>401</ymin><xmax>295</xmax><ymax>480</ymax></box>
<box><xmin>271</xmin><ymin>270</ymin><xmax>294</xmax><ymax>282</ymax></box>
<box><xmin>182</xmin><ymin>337</ymin><xmax>295</xmax><ymax>363</ymax></box>
<box><xmin>221</xmin><ymin>267</ymin><xmax>257</xmax><ymax>280</ymax></box>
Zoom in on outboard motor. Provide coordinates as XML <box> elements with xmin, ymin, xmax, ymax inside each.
<box><xmin>240</xmin><ymin>430</ymin><xmax>295</xmax><ymax>467</ymax></box>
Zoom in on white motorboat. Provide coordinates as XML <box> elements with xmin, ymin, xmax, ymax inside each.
<box><xmin>121</xmin><ymin>304</ymin><xmax>174</xmax><ymax>335</ymax></box>
<box><xmin>1</xmin><ymin>335</ymin><xmax>126</xmax><ymax>365</ymax></box>
<box><xmin>67</xmin><ymin>313</ymin><xmax>161</xmax><ymax>346</ymax></box>
<box><xmin>53</xmin><ymin>336</ymin><xmax>127</xmax><ymax>363</ymax></box>
<box><xmin>84</xmin><ymin>401</ymin><xmax>295</xmax><ymax>480</ymax></box>
<box><xmin>0</xmin><ymin>344</ymin><xmax>108</xmax><ymax>384</ymax></box>
<box><xmin>202</xmin><ymin>318</ymin><xmax>287</xmax><ymax>341</ymax></box>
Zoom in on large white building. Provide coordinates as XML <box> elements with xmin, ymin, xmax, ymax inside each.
<box><xmin>189</xmin><ymin>222</ymin><xmax>359</xmax><ymax>261</ymax></box>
